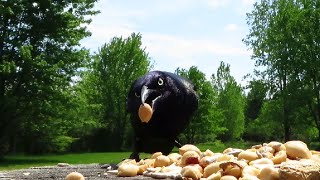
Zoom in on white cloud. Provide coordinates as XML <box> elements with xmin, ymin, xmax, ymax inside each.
<box><xmin>242</xmin><ymin>0</ymin><xmax>255</xmax><ymax>7</ymax></box>
<box><xmin>144</xmin><ymin>33</ymin><xmax>250</xmax><ymax>58</ymax></box>
<box><xmin>225</xmin><ymin>23</ymin><xmax>238</xmax><ymax>32</ymax></box>
<box><xmin>236</xmin><ymin>0</ymin><xmax>256</xmax><ymax>15</ymax></box>
<box><xmin>80</xmin><ymin>22</ymin><xmax>136</xmax><ymax>52</ymax></box>
<box><xmin>148</xmin><ymin>0</ymin><xmax>195</xmax><ymax>14</ymax></box>
<box><xmin>88</xmin><ymin>24</ymin><xmax>135</xmax><ymax>39</ymax></box>
<box><xmin>142</xmin><ymin>32</ymin><xmax>251</xmax><ymax>76</ymax></box>
<box><xmin>206</xmin><ymin>0</ymin><xmax>230</xmax><ymax>9</ymax></box>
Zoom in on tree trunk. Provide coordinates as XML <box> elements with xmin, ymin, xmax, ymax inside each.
<box><xmin>308</xmin><ymin>102</ymin><xmax>320</xmax><ymax>141</ymax></box>
<box><xmin>0</xmin><ymin>0</ymin><xmax>8</xmax><ymax>125</ymax></box>
<box><xmin>315</xmin><ymin>80</ymin><xmax>320</xmax><ymax>143</ymax></box>
<box><xmin>280</xmin><ymin>71</ymin><xmax>291</xmax><ymax>141</ymax></box>
<box><xmin>316</xmin><ymin>99</ymin><xmax>320</xmax><ymax>143</ymax></box>
<box><xmin>283</xmin><ymin>103</ymin><xmax>290</xmax><ymax>141</ymax></box>
<box><xmin>311</xmin><ymin>71</ymin><xmax>320</xmax><ymax>143</ymax></box>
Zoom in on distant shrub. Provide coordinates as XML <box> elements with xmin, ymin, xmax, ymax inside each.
<box><xmin>51</xmin><ymin>136</ymin><xmax>75</xmax><ymax>153</ymax></box>
<box><xmin>309</xmin><ymin>142</ymin><xmax>320</xmax><ymax>151</ymax></box>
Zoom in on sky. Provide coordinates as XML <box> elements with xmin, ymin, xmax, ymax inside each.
<box><xmin>80</xmin><ymin>0</ymin><xmax>257</xmax><ymax>85</ymax></box>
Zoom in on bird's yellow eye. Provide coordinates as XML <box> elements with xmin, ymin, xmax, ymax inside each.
<box><xmin>158</xmin><ymin>78</ymin><xmax>164</xmax><ymax>86</ymax></box>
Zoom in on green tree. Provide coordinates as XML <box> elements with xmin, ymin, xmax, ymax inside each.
<box><xmin>244</xmin><ymin>0</ymin><xmax>293</xmax><ymax>141</ymax></box>
<box><xmin>244</xmin><ymin>0</ymin><xmax>320</xmax><ymax>141</ymax></box>
<box><xmin>84</xmin><ymin>33</ymin><xmax>151</xmax><ymax>151</ymax></box>
<box><xmin>295</xmin><ymin>0</ymin><xmax>320</xmax><ymax>142</ymax></box>
<box><xmin>245</xmin><ymin>79</ymin><xmax>268</xmax><ymax>121</ymax></box>
<box><xmin>176</xmin><ymin>66</ymin><xmax>224</xmax><ymax>144</ymax></box>
<box><xmin>211</xmin><ymin>62</ymin><xmax>245</xmax><ymax>141</ymax></box>
<box><xmin>249</xmin><ymin>99</ymin><xmax>284</xmax><ymax>142</ymax></box>
<box><xmin>243</xmin><ymin>79</ymin><xmax>269</xmax><ymax>141</ymax></box>
<box><xmin>0</xmin><ymin>0</ymin><xmax>98</xmax><ymax>156</ymax></box>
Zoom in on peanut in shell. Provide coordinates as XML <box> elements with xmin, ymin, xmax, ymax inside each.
<box><xmin>138</xmin><ymin>103</ymin><xmax>153</xmax><ymax>123</ymax></box>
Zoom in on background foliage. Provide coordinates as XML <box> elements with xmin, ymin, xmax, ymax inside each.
<box><xmin>1</xmin><ymin>0</ymin><xmax>320</xmax><ymax>158</ymax></box>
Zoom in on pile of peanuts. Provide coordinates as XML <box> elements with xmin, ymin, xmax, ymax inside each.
<box><xmin>109</xmin><ymin>140</ymin><xmax>320</xmax><ymax>180</ymax></box>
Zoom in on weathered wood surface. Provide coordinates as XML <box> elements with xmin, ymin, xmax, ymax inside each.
<box><xmin>0</xmin><ymin>164</ymin><xmax>152</xmax><ymax>180</ymax></box>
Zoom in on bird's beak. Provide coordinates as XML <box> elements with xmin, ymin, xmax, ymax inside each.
<box><xmin>141</xmin><ymin>85</ymin><xmax>151</xmax><ymax>104</ymax></box>
<box><xmin>141</xmin><ymin>85</ymin><xmax>162</xmax><ymax>111</ymax></box>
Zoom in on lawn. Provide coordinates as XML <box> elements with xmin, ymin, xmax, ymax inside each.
<box><xmin>0</xmin><ymin>152</ymin><xmax>134</xmax><ymax>171</ymax></box>
<box><xmin>0</xmin><ymin>141</ymin><xmax>256</xmax><ymax>171</ymax></box>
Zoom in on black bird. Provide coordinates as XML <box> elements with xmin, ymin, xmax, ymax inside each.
<box><xmin>127</xmin><ymin>71</ymin><xmax>198</xmax><ymax>160</ymax></box>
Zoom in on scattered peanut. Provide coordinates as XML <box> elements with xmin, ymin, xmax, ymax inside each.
<box><xmin>154</xmin><ymin>155</ymin><xmax>171</xmax><ymax>167</ymax></box>
<box><xmin>249</xmin><ymin>158</ymin><xmax>274</xmax><ymax>166</ymax></box>
<box><xmin>65</xmin><ymin>172</ymin><xmax>85</xmax><ymax>180</ymax></box>
<box><xmin>257</xmin><ymin>166</ymin><xmax>279</xmax><ymax>180</ymax></box>
<box><xmin>203</xmin><ymin>162</ymin><xmax>221</xmax><ymax>178</ymax></box>
<box><xmin>242</xmin><ymin>165</ymin><xmax>260</xmax><ymax>177</ymax></box>
<box><xmin>179</xmin><ymin>144</ymin><xmax>202</xmax><ymax>156</ymax></box>
<box><xmin>220</xmin><ymin>162</ymin><xmax>243</xmax><ymax>178</ymax></box>
<box><xmin>110</xmin><ymin>140</ymin><xmax>320</xmax><ymax>180</ymax></box>
<box><xmin>238</xmin><ymin>150</ymin><xmax>259</xmax><ymax>162</ymax></box>
<box><xmin>206</xmin><ymin>171</ymin><xmax>222</xmax><ymax>180</ymax></box>
<box><xmin>181</xmin><ymin>150</ymin><xmax>201</xmax><ymax>166</ymax></box>
<box><xmin>204</xmin><ymin>149</ymin><xmax>215</xmax><ymax>157</ymax></box>
<box><xmin>217</xmin><ymin>154</ymin><xmax>234</xmax><ymax>162</ymax></box>
<box><xmin>150</xmin><ymin>151</ymin><xmax>162</xmax><ymax>159</ymax></box>
<box><xmin>117</xmin><ymin>163</ymin><xmax>139</xmax><ymax>177</ymax></box>
<box><xmin>284</xmin><ymin>140</ymin><xmax>312</xmax><ymax>159</ymax></box>
<box><xmin>181</xmin><ymin>165</ymin><xmax>203</xmax><ymax>180</ymax></box>
<box><xmin>168</xmin><ymin>152</ymin><xmax>182</xmax><ymax>164</ymax></box>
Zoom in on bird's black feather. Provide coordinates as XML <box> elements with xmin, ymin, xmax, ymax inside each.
<box><xmin>127</xmin><ymin>71</ymin><xmax>198</xmax><ymax>160</ymax></box>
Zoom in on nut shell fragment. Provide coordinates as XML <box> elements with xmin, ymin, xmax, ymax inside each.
<box><xmin>220</xmin><ymin>175</ymin><xmax>238</xmax><ymax>180</ymax></box>
<box><xmin>220</xmin><ymin>161</ymin><xmax>243</xmax><ymax>178</ymax></box>
<box><xmin>200</xmin><ymin>156</ymin><xmax>214</xmax><ymax>168</ymax></box>
<box><xmin>271</xmin><ymin>150</ymin><xmax>287</xmax><ymax>164</ymax></box>
<box><xmin>268</xmin><ymin>141</ymin><xmax>286</xmax><ymax>152</ymax></box>
<box><xmin>223</xmin><ymin>148</ymin><xmax>243</xmax><ymax>157</ymax></box>
<box><xmin>181</xmin><ymin>165</ymin><xmax>203</xmax><ymax>180</ymax></box>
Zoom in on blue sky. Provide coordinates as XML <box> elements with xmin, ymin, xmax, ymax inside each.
<box><xmin>81</xmin><ymin>0</ymin><xmax>257</xmax><ymax>85</ymax></box>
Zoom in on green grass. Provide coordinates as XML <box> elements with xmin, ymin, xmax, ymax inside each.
<box><xmin>0</xmin><ymin>152</ymin><xmax>136</xmax><ymax>171</ymax></box>
<box><xmin>0</xmin><ymin>141</ymin><xmax>257</xmax><ymax>171</ymax></box>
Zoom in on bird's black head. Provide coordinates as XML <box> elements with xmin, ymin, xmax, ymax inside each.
<box><xmin>127</xmin><ymin>71</ymin><xmax>197</xmax><ymax>117</ymax></box>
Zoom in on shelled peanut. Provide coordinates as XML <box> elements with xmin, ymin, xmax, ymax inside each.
<box><xmin>109</xmin><ymin>140</ymin><xmax>320</xmax><ymax>180</ymax></box>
